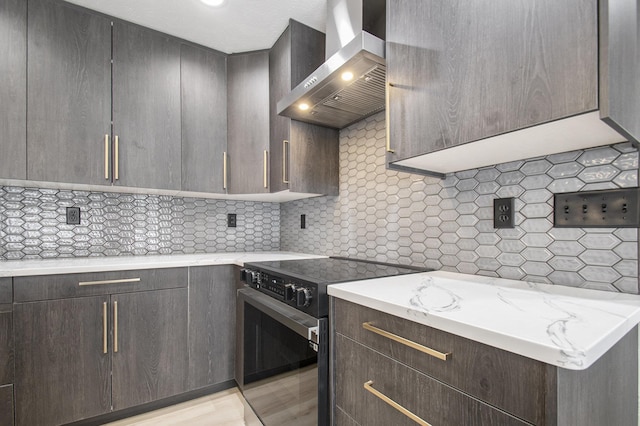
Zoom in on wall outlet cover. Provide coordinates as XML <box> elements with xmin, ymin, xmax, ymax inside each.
<box><xmin>66</xmin><ymin>207</ymin><xmax>81</xmax><ymax>225</ymax></box>
<box><xmin>227</xmin><ymin>213</ymin><xmax>237</xmax><ymax>228</ymax></box>
<box><xmin>493</xmin><ymin>198</ymin><xmax>515</xmax><ymax>228</ymax></box>
<box><xmin>301</xmin><ymin>214</ymin><xmax>306</xmax><ymax>229</ymax></box>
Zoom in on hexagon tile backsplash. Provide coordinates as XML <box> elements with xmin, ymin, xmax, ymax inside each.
<box><xmin>280</xmin><ymin>112</ymin><xmax>640</xmax><ymax>294</ymax></box>
<box><xmin>0</xmin><ymin>190</ymin><xmax>280</xmax><ymax>260</ymax></box>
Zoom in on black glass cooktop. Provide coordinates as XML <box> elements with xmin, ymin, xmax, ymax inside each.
<box><xmin>245</xmin><ymin>257</ymin><xmax>429</xmax><ymax>285</ymax></box>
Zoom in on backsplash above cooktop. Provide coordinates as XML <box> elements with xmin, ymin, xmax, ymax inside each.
<box><xmin>280</xmin><ymin>112</ymin><xmax>639</xmax><ymax>294</ymax></box>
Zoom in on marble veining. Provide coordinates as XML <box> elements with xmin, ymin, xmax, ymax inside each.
<box><xmin>328</xmin><ymin>270</ymin><xmax>640</xmax><ymax>369</ymax></box>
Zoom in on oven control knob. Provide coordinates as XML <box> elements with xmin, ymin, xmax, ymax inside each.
<box><xmin>296</xmin><ymin>287</ymin><xmax>312</xmax><ymax>308</ymax></box>
<box><xmin>284</xmin><ymin>284</ymin><xmax>296</xmax><ymax>301</ymax></box>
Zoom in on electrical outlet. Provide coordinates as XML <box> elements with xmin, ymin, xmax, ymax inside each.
<box><xmin>554</xmin><ymin>188</ymin><xmax>640</xmax><ymax>227</ymax></box>
<box><xmin>301</xmin><ymin>214</ymin><xmax>306</xmax><ymax>229</ymax></box>
<box><xmin>227</xmin><ymin>213</ymin><xmax>237</xmax><ymax>228</ymax></box>
<box><xmin>494</xmin><ymin>198</ymin><xmax>515</xmax><ymax>228</ymax></box>
<box><xmin>66</xmin><ymin>207</ymin><xmax>81</xmax><ymax>225</ymax></box>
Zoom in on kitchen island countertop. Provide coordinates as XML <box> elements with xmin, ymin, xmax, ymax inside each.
<box><xmin>328</xmin><ymin>270</ymin><xmax>640</xmax><ymax>370</ymax></box>
<box><xmin>0</xmin><ymin>251</ymin><xmax>326</xmax><ymax>277</ymax></box>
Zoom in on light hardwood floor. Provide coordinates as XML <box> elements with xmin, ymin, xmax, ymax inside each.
<box><xmin>106</xmin><ymin>388</ymin><xmax>263</xmax><ymax>426</ymax></box>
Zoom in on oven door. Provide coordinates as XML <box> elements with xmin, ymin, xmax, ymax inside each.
<box><xmin>237</xmin><ymin>288</ymin><xmax>328</xmax><ymax>426</ymax></box>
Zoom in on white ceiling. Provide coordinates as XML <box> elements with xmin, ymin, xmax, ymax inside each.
<box><xmin>63</xmin><ymin>0</ymin><xmax>327</xmax><ymax>54</ymax></box>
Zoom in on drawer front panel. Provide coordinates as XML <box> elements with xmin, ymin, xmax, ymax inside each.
<box><xmin>335</xmin><ymin>333</ymin><xmax>530</xmax><ymax>426</ymax></box>
<box><xmin>14</xmin><ymin>267</ymin><xmax>188</xmax><ymax>301</ymax></box>
<box><xmin>335</xmin><ymin>406</ymin><xmax>360</xmax><ymax>426</ymax></box>
<box><xmin>334</xmin><ymin>298</ymin><xmax>548</xmax><ymax>424</ymax></box>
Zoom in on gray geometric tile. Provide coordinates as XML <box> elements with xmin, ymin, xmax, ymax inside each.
<box><xmin>547</xmin><ymin>163</ymin><xmax>584</xmax><ymax>179</ymax></box>
<box><xmin>578</xmin><ymin>266</ymin><xmax>621</xmax><ymax>283</ymax></box>
<box><xmin>577</xmin><ymin>147</ymin><xmax>619</xmax><ymax>166</ymax></box>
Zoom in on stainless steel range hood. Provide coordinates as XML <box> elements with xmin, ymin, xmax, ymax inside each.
<box><xmin>277</xmin><ymin>0</ymin><xmax>386</xmax><ymax>130</ymax></box>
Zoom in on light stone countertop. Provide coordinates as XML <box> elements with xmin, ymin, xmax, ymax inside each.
<box><xmin>0</xmin><ymin>251</ymin><xmax>326</xmax><ymax>277</ymax></box>
<box><xmin>328</xmin><ymin>270</ymin><xmax>640</xmax><ymax>370</ymax></box>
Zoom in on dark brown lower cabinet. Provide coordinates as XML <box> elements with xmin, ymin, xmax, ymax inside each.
<box><xmin>332</xmin><ymin>298</ymin><xmax>638</xmax><ymax>426</ymax></box>
<box><xmin>335</xmin><ymin>334</ymin><xmax>528</xmax><ymax>426</ymax></box>
<box><xmin>14</xmin><ymin>296</ymin><xmax>111</xmax><ymax>426</ymax></box>
<box><xmin>0</xmin><ymin>384</ymin><xmax>14</xmax><ymax>426</ymax></box>
<box><xmin>111</xmin><ymin>288</ymin><xmax>188</xmax><ymax>410</ymax></box>
<box><xmin>187</xmin><ymin>265</ymin><xmax>235</xmax><ymax>391</ymax></box>
<box><xmin>14</xmin><ymin>286</ymin><xmax>189</xmax><ymax>425</ymax></box>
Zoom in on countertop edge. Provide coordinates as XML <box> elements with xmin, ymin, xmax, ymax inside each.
<box><xmin>328</xmin><ymin>271</ymin><xmax>640</xmax><ymax>370</ymax></box>
<box><xmin>0</xmin><ymin>252</ymin><xmax>328</xmax><ymax>277</ymax></box>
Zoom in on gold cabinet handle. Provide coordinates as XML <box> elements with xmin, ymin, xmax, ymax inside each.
<box><xmin>113</xmin><ymin>301</ymin><xmax>118</xmax><ymax>353</ymax></box>
<box><xmin>104</xmin><ymin>134</ymin><xmax>110</xmax><ymax>180</ymax></box>
<box><xmin>263</xmin><ymin>150</ymin><xmax>268</xmax><ymax>188</ymax></box>
<box><xmin>79</xmin><ymin>278</ymin><xmax>141</xmax><ymax>286</ymax></box>
<box><xmin>114</xmin><ymin>135</ymin><xmax>119</xmax><ymax>180</ymax></box>
<box><xmin>385</xmin><ymin>82</ymin><xmax>395</xmax><ymax>153</ymax></box>
<box><xmin>364</xmin><ymin>380</ymin><xmax>431</xmax><ymax>426</ymax></box>
<box><xmin>102</xmin><ymin>302</ymin><xmax>108</xmax><ymax>354</ymax></box>
<box><xmin>282</xmin><ymin>140</ymin><xmax>289</xmax><ymax>184</ymax></box>
<box><xmin>223</xmin><ymin>151</ymin><xmax>228</xmax><ymax>190</ymax></box>
<box><xmin>362</xmin><ymin>322</ymin><xmax>451</xmax><ymax>361</ymax></box>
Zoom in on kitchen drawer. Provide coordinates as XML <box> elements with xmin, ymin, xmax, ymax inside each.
<box><xmin>335</xmin><ymin>334</ymin><xmax>530</xmax><ymax>426</ymax></box>
<box><xmin>334</xmin><ymin>299</ymin><xmax>549</xmax><ymax>425</ymax></box>
<box><xmin>0</xmin><ymin>278</ymin><xmax>11</xmax><ymax>304</ymax></box>
<box><xmin>0</xmin><ymin>384</ymin><xmax>14</xmax><ymax>426</ymax></box>
<box><xmin>335</xmin><ymin>406</ymin><xmax>360</xmax><ymax>426</ymax></box>
<box><xmin>14</xmin><ymin>268</ymin><xmax>188</xmax><ymax>302</ymax></box>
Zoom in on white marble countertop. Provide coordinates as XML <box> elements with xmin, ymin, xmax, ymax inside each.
<box><xmin>0</xmin><ymin>252</ymin><xmax>326</xmax><ymax>277</ymax></box>
<box><xmin>328</xmin><ymin>270</ymin><xmax>640</xmax><ymax>370</ymax></box>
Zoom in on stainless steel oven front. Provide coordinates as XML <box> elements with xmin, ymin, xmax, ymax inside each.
<box><xmin>236</xmin><ymin>287</ymin><xmax>329</xmax><ymax>426</ymax></box>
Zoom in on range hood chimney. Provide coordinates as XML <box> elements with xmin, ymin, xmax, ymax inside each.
<box><xmin>277</xmin><ymin>0</ymin><xmax>386</xmax><ymax>129</ymax></box>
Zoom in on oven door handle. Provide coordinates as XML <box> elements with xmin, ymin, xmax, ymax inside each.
<box><xmin>238</xmin><ymin>287</ymin><xmax>319</xmax><ymax>342</ymax></box>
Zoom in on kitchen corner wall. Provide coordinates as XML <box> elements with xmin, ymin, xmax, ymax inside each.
<box><xmin>280</xmin><ymin>112</ymin><xmax>640</xmax><ymax>294</ymax></box>
<box><xmin>0</xmin><ymin>189</ymin><xmax>280</xmax><ymax>259</ymax></box>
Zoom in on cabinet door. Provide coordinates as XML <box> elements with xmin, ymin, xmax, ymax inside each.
<box><xmin>14</xmin><ymin>296</ymin><xmax>111</xmax><ymax>426</ymax></box>
<box><xmin>187</xmin><ymin>265</ymin><xmax>235</xmax><ymax>390</ymax></box>
<box><xmin>0</xmin><ymin>0</ymin><xmax>26</xmax><ymax>180</ymax></box>
<box><xmin>112</xmin><ymin>22</ymin><xmax>181</xmax><ymax>190</ymax></box>
<box><xmin>0</xmin><ymin>310</ymin><xmax>12</xmax><ymax>387</ymax></box>
<box><xmin>227</xmin><ymin>51</ymin><xmax>270</xmax><ymax>194</ymax></box>
<box><xmin>0</xmin><ymin>385</ymin><xmax>13</xmax><ymax>426</ymax></box>
<box><xmin>111</xmin><ymin>288</ymin><xmax>188</xmax><ymax>410</ymax></box>
<box><xmin>27</xmin><ymin>0</ymin><xmax>112</xmax><ymax>185</ymax></box>
<box><xmin>386</xmin><ymin>0</ymin><xmax>597</xmax><ymax>162</ymax></box>
<box><xmin>290</xmin><ymin>121</ymin><xmax>339</xmax><ymax>195</ymax></box>
<box><xmin>181</xmin><ymin>44</ymin><xmax>227</xmax><ymax>193</ymax></box>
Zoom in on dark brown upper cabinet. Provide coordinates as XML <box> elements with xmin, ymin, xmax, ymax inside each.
<box><xmin>180</xmin><ymin>44</ymin><xmax>228</xmax><ymax>194</ymax></box>
<box><xmin>269</xmin><ymin>20</ymin><xmax>339</xmax><ymax>196</ymax></box>
<box><xmin>27</xmin><ymin>0</ymin><xmax>112</xmax><ymax>186</ymax></box>
<box><xmin>112</xmin><ymin>22</ymin><xmax>182</xmax><ymax>191</ymax></box>
<box><xmin>26</xmin><ymin>0</ymin><xmax>181</xmax><ymax>191</ymax></box>
<box><xmin>385</xmin><ymin>0</ymin><xmax>631</xmax><ymax>176</ymax></box>
<box><xmin>227</xmin><ymin>51</ymin><xmax>271</xmax><ymax>194</ymax></box>
<box><xmin>0</xmin><ymin>0</ymin><xmax>27</xmax><ymax>180</ymax></box>
<box><xmin>599</xmin><ymin>0</ymin><xmax>640</xmax><ymax>145</ymax></box>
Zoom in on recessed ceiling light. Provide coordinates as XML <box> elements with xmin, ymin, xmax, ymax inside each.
<box><xmin>299</xmin><ymin>103</ymin><xmax>310</xmax><ymax>111</ymax></box>
<box><xmin>201</xmin><ymin>0</ymin><xmax>226</xmax><ymax>7</ymax></box>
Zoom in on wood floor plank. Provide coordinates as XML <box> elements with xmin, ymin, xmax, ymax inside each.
<box><xmin>106</xmin><ymin>388</ymin><xmax>262</xmax><ymax>426</ymax></box>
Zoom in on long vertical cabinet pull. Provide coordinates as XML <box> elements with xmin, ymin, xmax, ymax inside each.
<box><xmin>104</xmin><ymin>135</ymin><xmax>110</xmax><ymax>180</ymax></box>
<box><xmin>114</xmin><ymin>135</ymin><xmax>119</xmax><ymax>180</ymax></box>
<box><xmin>113</xmin><ymin>301</ymin><xmax>118</xmax><ymax>353</ymax></box>
<box><xmin>386</xmin><ymin>83</ymin><xmax>395</xmax><ymax>154</ymax></box>
<box><xmin>102</xmin><ymin>302</ymin><xmax>108</xmax><ymax>354</ymax></box>
<box><xmin>263</xmin><ymin>150</ymin><xmax>268</xmax><ymax>188</ymax></box>
<box><xmin>223</xmin><ymin>151</ymin><xmax>228</xmax><ymax>190</ymax></box>
<box><xmin>282</xmin><ymin>140</ymin><xmax>290</xmax><ymax>184</ymax></box>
